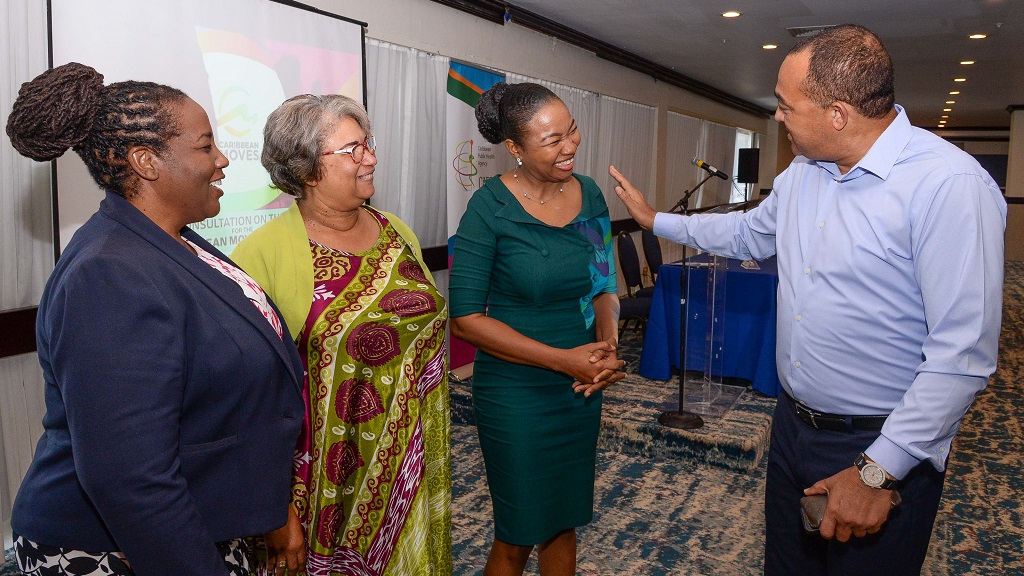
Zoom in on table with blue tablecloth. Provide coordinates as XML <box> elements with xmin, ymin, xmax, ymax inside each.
<box><xmin>638</xmin><ymin>254</ymin><xmax>781</xmax><ymax>397</ymax></box>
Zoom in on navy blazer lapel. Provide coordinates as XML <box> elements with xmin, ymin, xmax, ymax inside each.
<box><xmin>182</xmin><ymin>228</ymin><xmax>304</xmax><ymax>389</ymax></box>
<box><xmin>99</xmin><ymin>193</ymin><xmax>303</xmax><ymax>390</ymax></box>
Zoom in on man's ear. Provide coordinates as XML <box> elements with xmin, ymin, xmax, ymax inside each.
<box><xmin>830</xmin><ymin>102</ymin><xmax>851</xmax><ymax>131</ymax></box>
<box><xmin>127</xmin><ymin>145</ymin><xmax>160</xmax><ymax>182</ymax></box>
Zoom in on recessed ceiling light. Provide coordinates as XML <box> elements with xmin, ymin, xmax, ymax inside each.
<box><xmin>949</xmin><ymin>91</ymin><xmax>960</xmax><ymax>95</ymax></box>
<box><xmin>946</xmin><ymin>100</ymin><xmax>956</xmax><ymax>104</ymax></box>
<box><xmin>954</xmin><ymin>78</ymin><xmax>967</xmax><ymax>82</ymax></box>
<box><xmin>722</xmin><ymin>11</ymin><xmax>741</xmax><ymax>18</ymax></box>
<box><xmin>762</xmin><ymin>44</ymin><xmax>778</xmax><ymax>50</ymax></box>
<box><xmin>960</xmin><ymin>60</ymin><xmax>975</xmax><ymax>65</ymax></box>
<box><xmin>943</xmin><ymin>108</ymin><xmax>952</xmax><ymax>112</ymax></box>
<box><xmin>969</xmin><ymin>34</ymin><xmax>987</xmax><ymax>39</ymax></box>
<box><xmin>941</xmin><ymin>115</ymin><xmax>949</xmax><ymax>119</ymax></box>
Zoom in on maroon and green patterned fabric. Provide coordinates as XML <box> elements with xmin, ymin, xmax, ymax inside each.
<box><xmin>292</xmin><ymin>211</ymin><xmax>450</xmax><ymax>576</ymax></box>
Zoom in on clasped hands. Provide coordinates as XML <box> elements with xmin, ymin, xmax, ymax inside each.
<box><xmin>569</xmin><ymin>338</ymin><xmax>626</xmax><ymax>396</ymax></box>
<box><xmin>804</xmin><ymin>466</ymin><xmax>898</xmax><ymax>542</ymax></box>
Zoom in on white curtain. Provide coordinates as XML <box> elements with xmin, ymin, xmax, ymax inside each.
<box><xmin>365</xmin><ymin>39</ymin><xmax>449</xmax><ymax>249</ymax></box>
<box><xmin>365</xmin><ymin>39</ymin><xmax>450</xmax><ymax>298</ymax></box>
<box><xmin>663</xmin><ymin>112</ymin><xmax>703</xmax><ymax>265</ymax></box>
<box><xmin>590</xmin><ymin>95</ymin><xmax>657</xmax><ymax>222</ymax></box>
<box><xmin>589</xmin><ymin>95</ymin><xmax>656</xmax><ymax>294</ymax></box>
<box><xmin>666</xmin><ymin>111</ymin><xmax>703</xmax><ymax>212</ymax></box>
<box><xmin>696</xmin><ymin>120</ymin><xmax>739</xmax><ymax>207</ymax></box>
<box><xmin>0</xmin><ymin>0</ymin><xmax>51</xmax><ymax>550</ymax></box>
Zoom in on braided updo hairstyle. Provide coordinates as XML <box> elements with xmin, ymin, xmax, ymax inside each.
<box><xmin>475</xmin><ymin>82</ymin><xmax>559</xmax><ymax>146</ymax></box>
<box><xmin>6</xmin><ymin>62</ymin><xmax>188</xmax><ymax>197</ymax></box>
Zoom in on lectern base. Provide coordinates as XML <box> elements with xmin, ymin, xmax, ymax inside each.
<box><xmin>658</xmin><ymin>410</ymin><xmax>705</xmax><ymax>430</ymax></box>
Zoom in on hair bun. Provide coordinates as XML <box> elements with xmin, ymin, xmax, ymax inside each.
<box><xmin>6</xmin><ymin>62</ymin><xmax>105</xmax><ymax>161</ymax></box>
<box><xmin>475</xmin><ymin>82</ymin><xmax>508</xmax><ymax>144</ymax></box>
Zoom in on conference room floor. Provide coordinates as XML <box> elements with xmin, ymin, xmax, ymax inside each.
<box><xmin>448</xmin><ymin>261</ymin><xmax>1024</xmax><ymax>575</ymax></box>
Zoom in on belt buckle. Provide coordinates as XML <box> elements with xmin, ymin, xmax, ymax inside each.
<box><xmin>796</xmin><ymin>402</ymin><xmax>820</xmax><ymax>429</ymax></box>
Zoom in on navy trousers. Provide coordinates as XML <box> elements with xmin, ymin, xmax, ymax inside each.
<box><xmin>764</xmin><ymin>393</ymin><xmax>946</xmax><ymax>576</ymax></box>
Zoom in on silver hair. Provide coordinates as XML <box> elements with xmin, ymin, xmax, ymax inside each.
<box><xmin>261</xmin><ymin>94</ymin><xmax>371</xmax><ymax>199</ymax></box>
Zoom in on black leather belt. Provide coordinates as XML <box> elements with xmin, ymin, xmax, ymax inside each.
<box><xmin>783</xmin><ymin>390</ymin><xmax>888</xmax><ymax>432</ymax></box>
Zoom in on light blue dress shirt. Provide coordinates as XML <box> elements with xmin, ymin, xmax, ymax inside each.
<box><xmin>653</xmin><ymin>106</ymin><xmax>1006</xmax><ymax>479</ymax></box>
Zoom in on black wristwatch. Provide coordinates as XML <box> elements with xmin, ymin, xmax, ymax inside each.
<box><xmin>854</xmin><ymin>453</ymin><xmax>899</xmax><ymax>490</ymax></box>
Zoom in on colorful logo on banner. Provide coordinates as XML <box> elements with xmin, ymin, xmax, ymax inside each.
<box><xmin>445</xmin><ymin>62</ymin><xmax>508</xmax><ymax>368</ymax></box>
<box><xmin>193</xmin><ymin>27</ymin><xmax>362</xmax><ymax>252</ymax></box>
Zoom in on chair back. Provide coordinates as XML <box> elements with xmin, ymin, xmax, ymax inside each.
<box><xmin>641</xmin><ymin>229</ymin><xmax>663</xmax><ymax>281</ymax></box>
<box><xmin>617</xmin><ymin>232</ymin><xmax>644</xmax><ymax>297</ymax></box>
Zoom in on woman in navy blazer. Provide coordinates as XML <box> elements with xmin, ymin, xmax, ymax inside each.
<box><xmin>5</xmin><ymin>63</ymin><xmax>304</xmax><ymax>576</ymax></box>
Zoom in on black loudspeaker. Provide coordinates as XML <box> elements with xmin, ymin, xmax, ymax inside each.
<box><xmin>737</xmin><ymin>148</ymin><xmax>760</xmax><ymax>183</ymax></box>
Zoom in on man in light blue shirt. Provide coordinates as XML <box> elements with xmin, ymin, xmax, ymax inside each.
<box><xmin>611</xmin><ymin>24</ymin><xmax>1005</xmax><ymax>576</ymax></box>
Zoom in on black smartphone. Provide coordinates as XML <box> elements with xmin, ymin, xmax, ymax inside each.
<box><xmin>800</xmin><ymin>494</ymin><xmax>828</xmax><ymax>534</ymax></box>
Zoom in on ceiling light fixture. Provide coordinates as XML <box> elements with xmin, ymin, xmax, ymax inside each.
<box><xmin>969</xmin><ymin>33</ymin><xmax>987</xmax><ymax>39</ymax></box>
<box><xmin>946</xmin><ymin>100</ymin><xmax>956</xmax><ymax>104</ymax></box>
<box><xmin>762</xmin><ymin>44</ymin><xmax>778</xmax><ymax>50</ymax></box>
<box><xmin>954</xmin><ymin>78</ymin><xmax>967</xmax><ymax>82</ymax></box>
<box><xmin>949</xmin><ymin>91</ymin><xmax>960</xmax><ymax>95</ymax></box>
<box><xmin>722</xmin><ymin>11</ymin><xmax>741</xmax><ymax>18</ymax></box>
<box><xmin>943</xmin><ymin>108</ymin><xmax>952</xmax><ymax>112</ymax></box>
<box><xmin>960</xmin><ymin>60</ymin><xmax>975</xmax><ymax>65</ymax></box>
<box><xmin>941</xmin><ymin>115</ymin><xmax>949</xmax><ymax>119</ymax></box>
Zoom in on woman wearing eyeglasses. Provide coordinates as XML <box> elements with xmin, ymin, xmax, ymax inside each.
<box><xmin>232</xmin><ymin>94</ymin><xmax>451</xmax><ymax>576</ymax></box>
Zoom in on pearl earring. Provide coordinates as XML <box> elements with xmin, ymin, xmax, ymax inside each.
<box><xmin>516</xmin><ymin>157</ymin><xmax>523</xmax><ymax>166</ymax></box>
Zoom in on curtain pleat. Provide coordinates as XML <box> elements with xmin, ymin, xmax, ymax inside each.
<box><xmin>365</xmin><ymin>39</ymin><xmax>450</xmax><ymax>248</ymax></box>
<box><xmin>0</xmin><ymin>0</ymin><xmax>51</xmax><ymax>551</ymax></box>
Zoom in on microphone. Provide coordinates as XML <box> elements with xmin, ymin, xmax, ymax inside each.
<box><xmin>692</xmin><ymin>158</ymin><xmax>729</xmax><ymax>180</ymax></box>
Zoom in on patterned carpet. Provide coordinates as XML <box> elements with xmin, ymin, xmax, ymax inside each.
<box><xmin>4</xmin><ymin>263</ymin><xmax>1023</xmax><ymax>575</ymax></box>
<box><xmin>450</xmin><ymin>262</ymin><xmax>1024</xmax><ymax>575</ymax></box>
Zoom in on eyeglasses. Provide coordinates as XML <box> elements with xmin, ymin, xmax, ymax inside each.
<box><xmin>321</xmin><ymin>135</ymin><xmax>376</xmax><ymax>163</ymax></box>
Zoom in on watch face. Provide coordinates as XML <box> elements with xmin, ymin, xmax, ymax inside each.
<box><xmin>861</xmin><ymin>463</ymin><xmax>886</xmax><ymax>487</ymax></box>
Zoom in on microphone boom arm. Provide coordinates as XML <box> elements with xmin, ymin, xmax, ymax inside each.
<box><xmin>669</xmin><ymin>172</ymin><xmax>715</xmax><ymax>214</ymax></box>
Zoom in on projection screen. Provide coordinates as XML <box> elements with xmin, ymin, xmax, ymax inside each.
<box><xmin>50</xmin><ymin>0</ymin><xmax>365</xmax><ymax>253</ymax></box>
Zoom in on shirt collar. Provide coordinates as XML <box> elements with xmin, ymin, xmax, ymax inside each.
<box><xmin>814</xmin><ymin>104</ymin><xmax>912</xmax><ymax>182</ymax></box>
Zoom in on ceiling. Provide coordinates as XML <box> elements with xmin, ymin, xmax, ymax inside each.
<box><xmin>507</xmin><ymin>0</ymin><xmax>1024</xmax><ymax>130</ymax></box>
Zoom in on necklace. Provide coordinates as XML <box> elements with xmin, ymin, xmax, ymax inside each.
<box><xmin>513</xmin><ymin>168</ymin><xmax>564</xmax><ymax>205</ymax></box>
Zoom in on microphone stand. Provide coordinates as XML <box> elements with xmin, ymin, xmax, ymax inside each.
<box><xmin>668</xmin><ymin>172</ymin><xmax>713</xmax><ymax>214</ymax></box>
<box><xmin>657</xmin><ymin>174</ymin><xmax>714</xmax><ymax>430</ymax></box>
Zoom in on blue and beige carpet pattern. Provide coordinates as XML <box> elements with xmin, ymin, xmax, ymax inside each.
<box><xmin>4</xmin><ymin>263</ymin><xmax>1023</xmax><ymax>575</ymax></box>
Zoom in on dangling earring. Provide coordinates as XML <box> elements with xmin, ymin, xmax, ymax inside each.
<box><xmin>516</xmin><ymin>157</ymin><xmax>523</xmax><ymax>166</ymax></box>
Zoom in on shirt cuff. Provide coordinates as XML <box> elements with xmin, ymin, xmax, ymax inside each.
<box><xmin>652</xmin><ymin>212</ymin><xmax>678</xmax><ymax>240</ymax></box>
<box><xmin>864</xmin><ymin>435</ymin><xmax>921</xmax><ymax>481</ymax></box>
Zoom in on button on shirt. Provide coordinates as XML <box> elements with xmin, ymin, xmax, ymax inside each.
<box><xmin>653</xmin><ymin>106</ymin><xmax>1005</xmax><ymax>479</ymax></box>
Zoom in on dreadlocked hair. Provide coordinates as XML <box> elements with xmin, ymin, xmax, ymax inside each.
<box><xmin>5</xmin><ymin>62</ymin><xmax>188</xmax><ymax>197</ymax></box>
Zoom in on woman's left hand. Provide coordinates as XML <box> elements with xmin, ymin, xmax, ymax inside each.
<box><xmin>572</xmin><ymin>338</ymin><xmax>626</xmax><ymax>396</ymax></box>
<box><xmin>264</xmin><ymin>506</ymin><xmax>305</xmax><ymax>575</ymax></box>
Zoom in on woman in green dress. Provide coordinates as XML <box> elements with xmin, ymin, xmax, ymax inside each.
<box><xmin>449</xmin><ymin>82</ymin><xmax>626</xmax><ymax>576</ymax></box>
<box><xmin>232</xmin><ymin>94</ymin><xmax>450</xmax><ymax>576</ymax></box>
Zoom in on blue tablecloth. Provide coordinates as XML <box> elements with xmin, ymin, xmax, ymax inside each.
<box><xmin>638</xmin><ymin>254</ymin><xmax>781</xmax><ymax>397</ymax></box>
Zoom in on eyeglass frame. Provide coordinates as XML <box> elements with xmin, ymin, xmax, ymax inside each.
<box><xmin>321</xmin><ymin>135</ymin><xmax>377</xmax><ymax>163</ymax></box>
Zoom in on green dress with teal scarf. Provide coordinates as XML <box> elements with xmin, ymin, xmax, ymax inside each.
<box><xmin>449</xmin><ymin>174</ymin><xmax>617</xmax><ymax>545</ymax></box>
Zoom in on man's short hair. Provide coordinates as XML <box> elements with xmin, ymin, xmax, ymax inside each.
<box><xmin>791</xmin><ymin>24</ymin><xmax>895</xmax><ymax>119</ymax></box>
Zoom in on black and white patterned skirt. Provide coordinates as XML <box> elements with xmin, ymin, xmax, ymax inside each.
<box><xmin>13</xmin><ymin>535</ymin><xmax>250</xmax><ymax>576</ymax></box>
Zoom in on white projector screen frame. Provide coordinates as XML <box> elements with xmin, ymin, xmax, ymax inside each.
<box><xmin>49</xmin><ymin>0</ymin><xmax>366</xmax><ymax>254</ymax></box>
